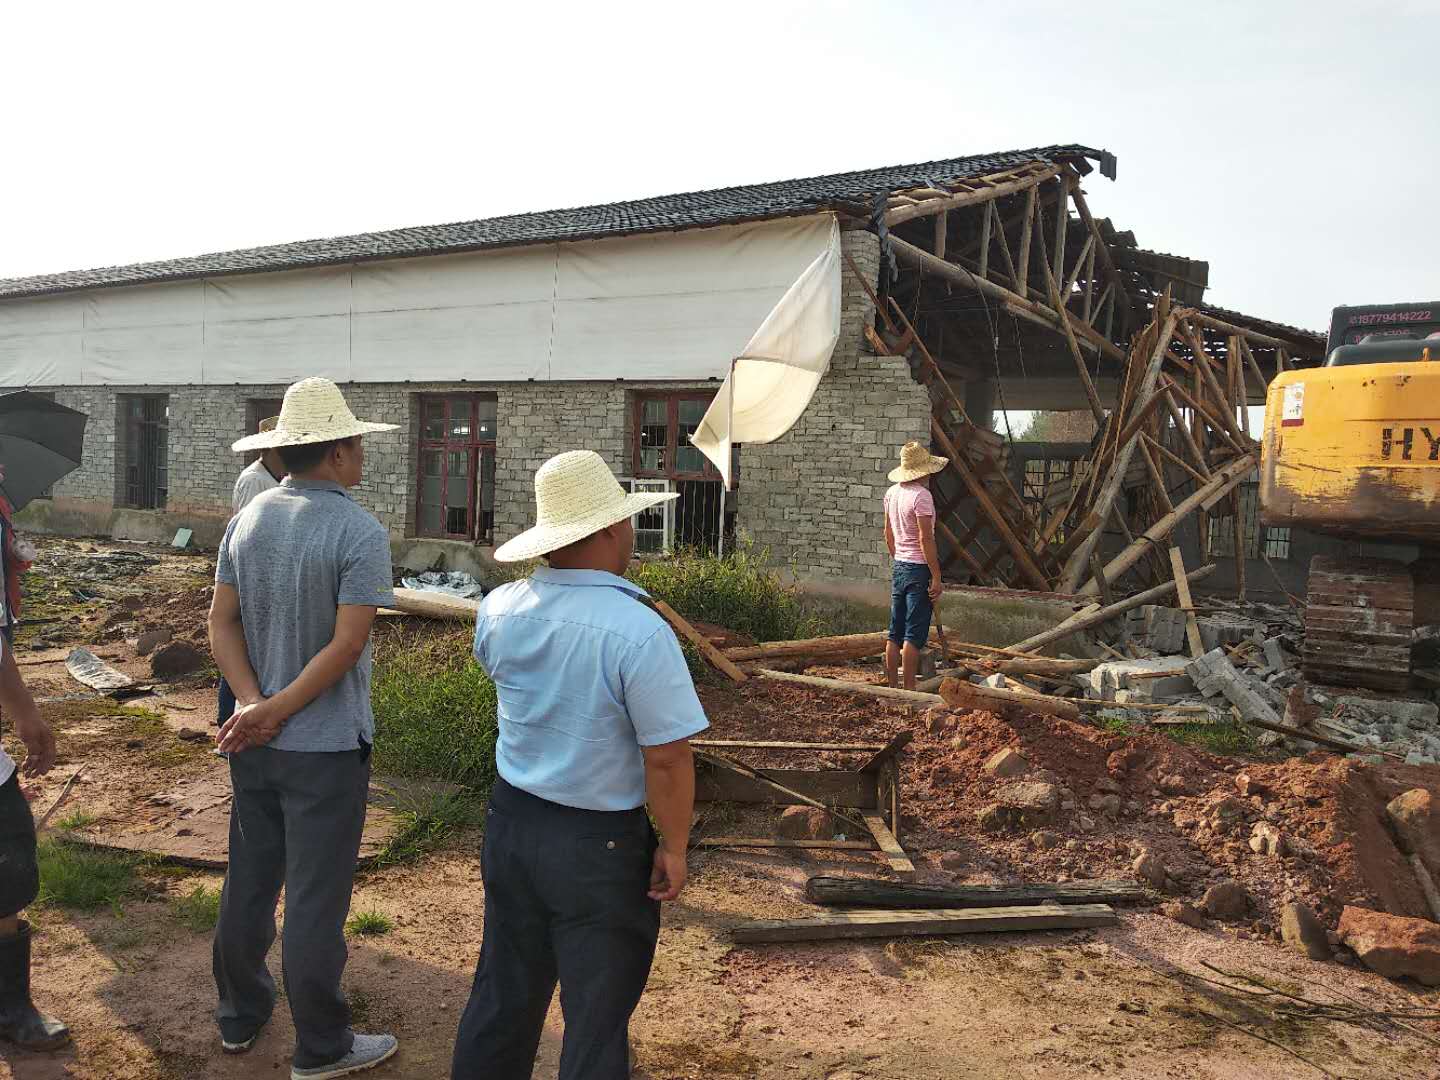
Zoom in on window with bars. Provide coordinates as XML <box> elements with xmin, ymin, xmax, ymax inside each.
<box><xmin>1020</xmin><ymin>457</ymin><xmax>1084</xmax><ymax>543</ymax></box>
<box><xmin>119</xmin><ymin>394</ymin><xmax>169</xmax><ymax>510</ymax></box>
<box><xmin>630</xmin><ymin>392</ymin><xmax>735</xmax><ymax>555</ymax></box>
<box><xmin>1208</xmin><ymin>481</ymin><xmax>1292</xmax><ymax>560</ymax></box>
<box><xmin>415</xmin><ymin>394</ymin><xmax>497</xmax><ymax>543</ymax></box>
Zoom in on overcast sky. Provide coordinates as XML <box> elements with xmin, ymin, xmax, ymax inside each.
<box><xmin>2</xmin><ymin>0</ymin><xmax>1435</xmax><ymax>333</ymax></box>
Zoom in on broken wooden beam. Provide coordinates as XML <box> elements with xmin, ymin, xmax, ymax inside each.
<box><xmin>653</xmin><ymin>600</ymin><xmax>747</xmax><ymax>683</ymax></box>
<box><xmin>1008</xmin><ymin>562</ymin><xmax>1218</xmax><ymax>653</ymax></box>
<box><xmin>803</xmin><ymin>876</ymin><xmax>1148</xmax><ymax>909</ymax></box>
<box><xmin>938</xmin><ymin>678</ymin><xmax>1082</xmax><ymax>722</ymax></box>
<box><xmin>723</xmin><ymin>630</ymin><xmax>933</xmax><ymax>664</ymax></box>
<box><xmin>861</xmin><ymin>812</ymin><xmax>916</xmax><ymax>880</ymax></box>
<box><xmin>389</xmin><ymin>588</ymin><xmax>481</xmax><ymax>622</ymax></box>
<box><xmin>731</xmin><ymin>903</ymin><xmax>1118</xmax><ymax>944</ymax></box>
<box><xmin>754</xmin><ymin>669</ymin><xmax>942</xmax><ymax>707</ymax></box>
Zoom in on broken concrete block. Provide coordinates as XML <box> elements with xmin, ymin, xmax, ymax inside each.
<box><xmin>1184</xmin><ymin>648</ymin><xmax>1282</xmax><ymax>726</ymax></box>
<box><xmin>1261</xmin><ymin>638</ymin><xmax>1290</xmax><ymax>672</ymax></box>
<box><xmin>1336</xmin><ymin>696</ymin><xmax>1438</xmax><ymax>730</ymax></box>
<box><xmin>1249</xmin><ymin>822</ymin><xmax>1286</xmax><ymax>858</ymax></box>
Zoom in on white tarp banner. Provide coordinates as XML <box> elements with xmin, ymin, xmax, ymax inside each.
<box><xmin>0</xmin><ymin>215</ymin><xmax>834</xmax><ymax>386</ymax></box>
<box><xmin>688</xmin><ymin>217</ymin><xmax>841</xmax><ymax>489</ymax></box>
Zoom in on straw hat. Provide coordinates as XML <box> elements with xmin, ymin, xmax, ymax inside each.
<box><xmin>888</xmin><ymin>441</ymin><xmax>948</xmax><ymax>483</ymax></box>
<box><xmin>493</xmin><ymin>450</ymin><xmax>678</xmax><ymax>563</ymax></box>
<box><xmin>258</xmin><ymin>415</ymin><xmax>279</xmax><ymax>434</ymax></box>
<box><xmin>232</xmin><ymin>378</ymin><xmax>397</xmax><ymax>452</ymax></box>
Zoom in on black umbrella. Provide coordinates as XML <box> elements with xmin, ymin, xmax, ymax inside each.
<box><xmin>0</xmin><ymin>391</ymin><xmax>88</xmax><ymax>512</ymax></box>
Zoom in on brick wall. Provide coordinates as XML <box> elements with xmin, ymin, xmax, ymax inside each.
<box><xmin>8</xmin><ymin>230</ymin><xmax>929</xmax><ymax>584</ymax></box>
<box><xmin>739</xmin><ymin>231</ymin><xmax>932</xmax><ymax>581</ymax></box>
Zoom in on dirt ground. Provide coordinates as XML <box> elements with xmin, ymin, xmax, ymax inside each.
<box><xmin>4</xmin><ymin>539</ymin><xmax>1440</xmax><ymax>1080</ymax></box>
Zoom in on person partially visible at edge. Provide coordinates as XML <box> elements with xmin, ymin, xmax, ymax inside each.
<box><xmin>883</xmin><ymin>441</ymin><xmax>946</xmax><ymax>691</ymax></box>
<box><xmin>450</xmin><ymin>450</ymin><xmax>708</xmax><ymax>1080</ymax></box>
<box><xmin>0</xmin><ymin>462</ymin><xmax>70</xmax><ymax>1051</ymax></box>
<box><xmin>217</xmin><ymin>415</ymin><xmax>288</xmax><ymax>728</ymax></box>
<box><xmin>207</xmin><ymin>378</ymin><xmax>400</xmax><ymax>1080</ymax></box>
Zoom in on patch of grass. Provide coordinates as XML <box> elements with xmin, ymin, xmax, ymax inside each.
<box><xmin>170</xmin><ymin>884</ymin><xmax>222</xmax><ymax>932</ymax></box>
<box><xmin>366</xmin><ymin>790</ymin><xmax>486</xmax><ymax>870</ymax></box>
<box><xmin>37</xmin><ymin>836</ymin><xmax>142</xmax><ymax>912</ymax></box>
<box><xmin>371</xmin><ymin>626</ymin><xmax>498</xmax><ymax>791</ymax></box>
<box><xmin>99</xmin><ymin>925</ymin><xmax>147</xmax><ymax>951</ymax></box>
<box><xmin>627</xmin><ymin>544</ymin><xmax>827</xmax><ymax>643</ymax></box>
<box><xmin>1099</xmin><ymin>712</ymin><xmax>1258</xmax><ymax>756</ymax></box>
<box><xmin>346</xmin><ymin>910</ymin><xmax>395</xmax><ymax>937</ymax></box>
<box><xmin>54</xmin><ymin>810</ymin><xmax>99</xmax><ymax>831</ymax></box>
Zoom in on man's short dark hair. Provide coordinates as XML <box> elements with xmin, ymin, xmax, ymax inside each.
<box><xmin>278</xmin><ymin>437</ymin><xmax>358</xmax><ymax>474</ymax></box>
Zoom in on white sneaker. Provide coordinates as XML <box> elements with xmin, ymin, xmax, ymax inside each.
<box><xmin>290</xmin><ymin>1033</ymin><xmax>398</xmax><ymax>1079</ymax></box>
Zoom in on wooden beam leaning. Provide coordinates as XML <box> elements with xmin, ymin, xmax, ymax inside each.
<box><xmin>1056</xmin><ymin>310</ymin><xmax>1181</xmax><ymax>593</ymax></box>
<box><xmin>652</xmin><ymin>600</ymin><xmax>748</xmax><ymax>683</ymax></box>
<box><xmin>861</xmin><ymin>812</ymin><xmax>917</xmax><ymax>880</ymax></box>
<box><xmin>1015</xmin><ymin>185</ymin><xmax>1036</xmax><ymax>294</ymax></box>
<box><xmin>1168</xmin><ymin>546</ymin><xmax>1206</xmax><ymax>658</ymax></box>
<box><xmin>1039</xmin><ymin>204</ymin><xmax>1106</xmax><ymax>425</ymax></box>
<box><xmin>977</xmin><ymin>200</ymin><xmax>992</xmax><ymax>279</ymax></box>
<box><xmin>1008</xmin><ymin>564</ymin><xmax>1217</xmax><ymax>652</ymax></box>
<box><xmin>883</xmin><ymin>162</ymin><xmax>1061</xmax><ymax>227</ymax></box>
<box><xmin>1078</xmin><ymin>454</ymin><xmax>1255</xmax><ymax>596</ymax></box>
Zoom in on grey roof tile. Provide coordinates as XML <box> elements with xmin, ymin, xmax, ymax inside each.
<box><xmin>0</xmin><ymin>145</ymin><xmax>1101</xmax><ymax>300</ymax></box>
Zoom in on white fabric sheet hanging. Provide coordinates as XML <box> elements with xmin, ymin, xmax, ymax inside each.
<box><xmin>688</xmin><ymin>217</ymin><xmax>841</xmax><ymax>489</ymax></box>
<box><xmin>0</xmin><ymin>215</ymin><xmax>833</xmax><ymax>386</ymax></box>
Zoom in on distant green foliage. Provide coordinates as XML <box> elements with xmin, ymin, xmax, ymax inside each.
<box><xmin>170</xmin><ymin>884</ymin><xmax>222</xmax><ymax>932</ymax></box>
<box><xmin>627</xmin><ymin>546</ymin><xmax>826</xmax><ymax>644</ymax></box>
<box><xmin>37</xmin><ymin>837</ymin><xmax>141</xmax><ymax>912</ymax></box>
<box><xmin>346</xmin><ymin>910</ymin><xmax>395</xmax><ymax>937</ymax></box>
<box><xmin>371</xmin><ymin>626</ymin><xmax>498</xmax><ymax>791</ymax></box>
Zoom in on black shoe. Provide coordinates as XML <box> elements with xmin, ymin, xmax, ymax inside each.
<box><xmin>0</xmin><ymin>921</ymin><xmax>71</xmax><ymax>1051</ymax></box>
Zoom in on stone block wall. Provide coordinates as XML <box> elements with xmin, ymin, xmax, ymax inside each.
<box><xmin>8</xmin><ymin>229</ymin><xmax>931</xmax><ymax>585</ymax></box>
<box><xmin>739</xmin><ymin>231</ymin><xmax>932</xmax><ymax>581</ymax></box>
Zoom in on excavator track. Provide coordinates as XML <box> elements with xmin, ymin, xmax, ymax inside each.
<box><xmin>1302</xmin><ymin>555</ymin><xmax>1413</xmax><ymax>692</ymax></box>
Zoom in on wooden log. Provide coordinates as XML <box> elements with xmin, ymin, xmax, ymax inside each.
<box><xmin>694</xmin><ymin>838</ymin><xmax>878</xmax><ymax>851</ymax></box>
<box><xmin>804</xmin><ymin>876</ymin><xmax>1148</xmax><ymax>909</ymax></box>
<box><xmin>1010</xmin><ymin>563</ymin><xmax>1218</xmax><ymax>653</ymax></box>
<box><xmin>883</xmin><ymin>163</ymin><xmax>1061</xmax><ymax>226</ymax></box>
<box><xmin>754</xmin><ymin>669</ymin><xmax>942</xmax><ymax>707</ymax></box>
<box><xmin>731</xmin><ymin>903</ymin><xmax>1118</xmax><ymax>944</ymax></box>
<box><xmin>1169</xmin><ymin>547</ymin><xmax>1206</xmax><ymax>659</ymax></box>
<box><xmin>938</xmin><ymin>678</ymin><xmax>1081</xmax><ymax>722</ymax></box>
<box><xmin>390</xmin><ymin>588</ymin><xmax>481</xmax><ymax>622</ymax></box>
<box><xmin>653</xmin><ymin>600</ymin><xmax>747</xmax><ymax>683</ymax></box>
<box><xmin>1190</xmin><ymin>310</ymin><xmax>1308</xmax><ymax>355</ymax></box>
<box><xmin>861</xmin><ymin>812</ymin><xmax>916</xmax><ymax>880</ymax></box>
<box><xmin>1078</xmin><ymin>455</ymin><xmax>1254</xmax><ymax>596</ymax></box>
<box><xmin>1015</xmin><ymin>185</ymin><xmax>1035</xmax><ymax>293</ymax></box>
<box><xmin>724</xmin><ymin>630</ymin><xmax>934</xmax><ymax>664</ymax></box>
<box><xmin>1040</xmin><ymin>220</ymin><xmax>1106</xmax><ymax>424</ymax></box>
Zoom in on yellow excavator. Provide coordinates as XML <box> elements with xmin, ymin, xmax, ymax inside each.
<box><xmin>1260</xmin><ymin>302</ymin><xmax>1440</xmax><ymax>691</ymax></box>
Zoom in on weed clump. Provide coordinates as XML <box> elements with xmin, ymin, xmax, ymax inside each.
<box><xmin>170</xmin><ymin>884</ymin><xmax>222</xmax><ymax>932</ymax></box>
<box><xmin>37</xmin><ymin>837</ymin><xmax>142</xmax><ymax>912</ymax></box>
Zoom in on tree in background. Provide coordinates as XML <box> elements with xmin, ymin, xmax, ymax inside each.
<box><xmin>1016</xmin><ymin>410</ymin><xmax>1099</xmax><ymax>444</ymax></box>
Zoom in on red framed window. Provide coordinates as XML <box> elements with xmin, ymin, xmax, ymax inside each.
<box><xmin>631</xmin><ymin>392</ymin><xmax>726</xmax><ymax>481</ymax></box>
<box><xmin>416</xmin><ymin>394</ymin><xmax>497</xmax><ymax>543</ymax></box>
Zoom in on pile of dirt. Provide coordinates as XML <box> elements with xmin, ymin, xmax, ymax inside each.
<box><xmin>903</xmin><ymin>707</ymin><xmax>1440</xmax><ymax>931</ymax></box>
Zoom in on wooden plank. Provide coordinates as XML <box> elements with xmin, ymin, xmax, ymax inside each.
<box><xmin>694</xmin><ymin>838</ymin><xmax>878</xmax><ymax>851</ymax></box>
<box><xmin>1009</xmin><ymin>564</ymin><xmax>1218</xmax><ymax>653</ymax></box>
<box><xmin>883</xmin><ymin>162</ymin><xmax>1061</xmax><ymax>226</ymax></box>
<box><xmin>858</xmin><ymin>730</ymin><xmax>915</xmax><ymax>774</ymax></box>
<box><xmin>755</xmin><ymin>669</ymin><xmax>942</xmax><ymax>707</ymax></box>
<box><xmin>653</xmin><ymin>600</ymin><xmax>747</xmax><ymax>683</ymax></box>
<box><xmin>695</xmin><ymin>767</ymin><xmax>876</xmax><ymax>810</ymax></box>
<box><xmin>693</xmin><ymin>739</ymin><xmax>886</xmax><ymax>752</ymax></box>
<box><xmin>390</xmin><ymin>588</ymin><xmax>481</xmax><ymax>622</ymax></box>
<box><xmin>731</xmin><ymin>903</ymin><xmax>1119</xmax><ymax>944</ymax></box>
<box><xmin>861</xmin><ymin>812</ymin><xmax>916</xmax><ymax>880</ymax></box>
<box><xmin>804</xmin><ymin>876</ymin><xmax>1148</xmax><ymax>909</ymax></box>
<box><xmin>1168</xmin><ymin>546</ymin><xmax>1206</xmax><ymax>658</ymax></box>
<box><xmin>724</xmin><ymin>630</ymin><xmax>935</xmax><ymax>664</ymax></box>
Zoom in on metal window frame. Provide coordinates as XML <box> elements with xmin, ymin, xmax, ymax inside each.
<box><xmin>415</xmin><ymin>393</ymin><xmax>498</xmax><ymax>544</ymax></box>
<box><xmin>119</xmin><ymin>393</ymin><xmax>169</xmax><ymax>510</ymax></box>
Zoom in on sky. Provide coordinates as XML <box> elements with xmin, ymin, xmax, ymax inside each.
<box><xmin>2</xmin><ymin>0</ymin><xmax>1436</xmax><ymax>339</ymax></box>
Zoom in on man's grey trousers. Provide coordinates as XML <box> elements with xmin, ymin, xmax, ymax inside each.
<box><xmin>213</xmin><ymin>745</ymin><xmax>369</xmax><ymax>1069</ymax></box>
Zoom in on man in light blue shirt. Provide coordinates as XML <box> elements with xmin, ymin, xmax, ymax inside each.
<box><xmin>451</xmin><ymin>450</ymin><xmax>709</xmax><ymax>1080</ymax></box>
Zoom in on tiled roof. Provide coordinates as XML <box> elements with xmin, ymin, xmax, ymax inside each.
<box><xmin>0</xmin><ymin>145</ymin><xmax>1104</xmax><ymax>300</ymax></box>
<box><xmin>1197</xmin><ymin>303</ymin><xmax>1325</xmax><ymax>354</ymax></box>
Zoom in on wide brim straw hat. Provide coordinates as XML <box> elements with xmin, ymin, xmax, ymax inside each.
<box><xmin>231</xmin><ymin>378</ymin><xmax>398</xmax><ymax>452</ymax></box>
<box><xmin>888</xmin><ymin>440</ymin><xmax>949</xmax><ymax>483</ymax></box>
<box><xmin>494</xmin><ymin>450</ymin><xmax>678</xmax><ymax>563</ymax></box>
<box><xmin>258</xmin><ymin>415</ymin><xmax>279</xmax><ymax>434</ymax></box>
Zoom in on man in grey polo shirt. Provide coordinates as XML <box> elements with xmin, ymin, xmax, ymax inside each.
<box><xmin>208</xmin><ymin>378</ymin><xmax>400</xmax><ymax>1080</ymax></box>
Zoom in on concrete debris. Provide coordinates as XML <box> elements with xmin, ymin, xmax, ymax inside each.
<box><xmin>1248</xmin><ymin>822</ymin><xmax>1286</xmax><ymax>858</ymax></box>
<box><xmin>1085</xmin><ymin>657</ymin><xmax>1194</xmax><ymax>703</ymax></box>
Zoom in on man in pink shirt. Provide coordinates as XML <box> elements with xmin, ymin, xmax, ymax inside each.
<box><xmin>883</xmin><ymin>442</ymin><xmax>947</xmax><ymax>690</ymax></box>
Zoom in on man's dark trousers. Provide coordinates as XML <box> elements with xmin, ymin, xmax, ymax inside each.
<box><xmin>213</xmin><ymin>745</ymin><xmax>369</xmax><ymax>1068</ymax></box>
<box><xmin>451</xmin><ymin>778</ymin><xmax>660</xmax><ymax>1080</ymax></box>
